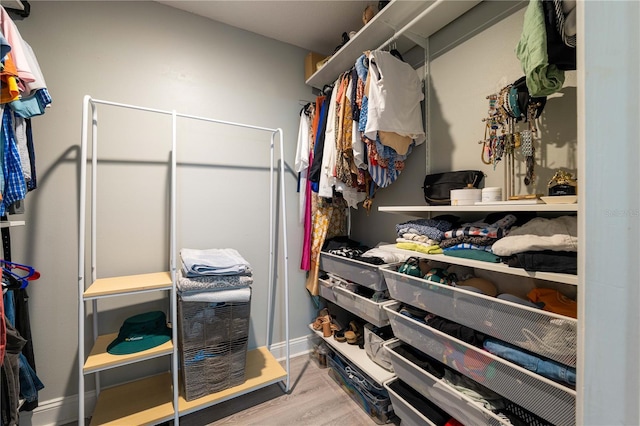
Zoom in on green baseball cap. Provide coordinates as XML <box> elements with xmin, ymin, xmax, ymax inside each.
<box><xmin>107</xmin><ymin>311</ymin><xmax>171</xmax><ymax>355</ymax></box>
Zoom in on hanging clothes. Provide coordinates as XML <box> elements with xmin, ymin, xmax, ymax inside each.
<box><xmin>516</xmin><ymin>0</ymin><xmax>565</xmax><ymax>97</ymax></box>
<box><xmin>304</xmin><ymin>196</ymin><xmax>348</xmax><ymax>296</ymax></box>
<box><xmin>363</xmin><ymin>50</ymin><xmax>425</xmax><ymax>145</ymax></box>
<box><xmin>295</xmin><ymin>105</ymin><xmax>312</xmax><ymax>224</ymax></box>
<box><xmin>541</xmin><ymin>0</ymin><xmax>575</xmax><ymax>71</ymax></box>
<box><xmin>0</xmin><ymin>8</ymin><xmax>49</xmax><ymax>419</ymax></box>
<box><xmin>318</xmin><ymin>76</ymin><xmax>340</xmax><ymax>199</ymax></box>
<box><xmin>308</xmin><ymin>94</ymin><xmax>330</xmax><ymax>191</ymax></box>
<box><xmin>0</xmin><ymin>6</ymin><xmax>35</xmax><ymax>86</ymax></box>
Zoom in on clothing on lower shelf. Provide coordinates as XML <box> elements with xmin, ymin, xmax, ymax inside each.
<box><xmin>491</xmin><ymin>216</ymin><xmax>578</xmax><ymax>257</ymax></box>
<box><xmin>483</xmin><ymin>338</ymin><xmax>576</xmax><ymax>387</ymax></box>
<box><xmin>527</xmin><ymin>287</ymin><xmax>577</xmax><ymax>318</ymax></box>
<box><xmin>387</xmin><ymin>379</ymin><xmax>455</xmax><ymax>426</ymax></box>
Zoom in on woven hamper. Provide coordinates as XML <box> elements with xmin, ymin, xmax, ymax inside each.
<box><xmin>177</xmin><ymin>292</ymin><xmax>251</xmax><ymax>401</ymax></box>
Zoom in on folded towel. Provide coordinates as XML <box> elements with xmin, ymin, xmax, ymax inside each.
<box><xmin>176</xmin><ymin>268</ymin><xmax>252</xmax><ymax>292</ymax></box>
<box><xmin>179</xmin><ymin>287</ymin><xmax>251</xmax><ymax>303</ymax></box>
<box><xmin>180</xmin><ymin>248</ymin><xmax>251</xmax><ymax>277</ymax></box>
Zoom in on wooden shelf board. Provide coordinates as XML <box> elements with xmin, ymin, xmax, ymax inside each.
<box><xmin>309</xmin><ymin>325</ymin><xmax>394</xmax><ymax>385</ymax></box>
<box><xmin>83</xmin><ymin>271</ymin><xmax>172</xmax><ymax>299</ymax></box>
<box><xmin>89</xmin><ymin>347</ymin><xmax>287</xmax><ymax>425</ymax></box>
<box><xmin>83</xmin><ymin>333</ymin><xmax>173</xmax><ymax>374</ymax></box>
<box><xmin>379</xmin><ymin>244</ymin><xmax>578</xmax><ymax>285</ymax></box>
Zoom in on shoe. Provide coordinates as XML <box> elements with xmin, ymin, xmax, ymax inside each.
<box><xmin>345</xmin><ymin>321</ymin><xmax>363</xmax><ymax>345</ymax></box>
<box><xmin>334</xmin><ymin>329</ymin><xmax>347</xmax><ymax>343</ymax></box>
<box><xmin>311</xmin><ymin>308</ymin><xmax>331</xmax><ymax>331</ymax></box>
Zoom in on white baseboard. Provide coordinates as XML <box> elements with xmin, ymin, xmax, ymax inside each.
<box><xmin>24</xmin><ymin>335</ymin><xmax>313</xmax><ymax>426</ymax></box>
<box><xmin>270</xmin><ymin>333</ymin><xmax>314</xmax><ymax>360</ymax></box>
<box><xmin>20</xmin><ymin>391</ymin><xmax>96</xmax><ymax>426</ymax></box>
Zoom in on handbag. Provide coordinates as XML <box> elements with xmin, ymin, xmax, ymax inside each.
<box><xmin>422</xmin><ymin>170</ymin><xmax>484</xmax><ymax>205</ymax></box>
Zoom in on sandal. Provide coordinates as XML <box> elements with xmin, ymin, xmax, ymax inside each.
<box><xmin>334</xmin><ymin>328</ymin><xmax>347</xmax><ymax>343</ymax></box>
<box><xmin>311</xmin><ymin>308</ymin><xmax>331</xmax><ymax>331</ymax></box>
<box><xmin>344</xmin><ymin>321</ymin><xmax>363</xmax><ymax>345</ymax></box>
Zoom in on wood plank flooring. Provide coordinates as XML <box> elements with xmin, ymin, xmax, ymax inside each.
<box><xmin>177</xmin><ymin>353</ymin><xmax>400</xmax><ymax>426</ymax></box>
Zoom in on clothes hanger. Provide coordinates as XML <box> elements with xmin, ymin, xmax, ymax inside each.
<box><xmin>389</xmin><ymin>40</ymin><xmax>404</xmax><ymax>62</ymax></box>
<box><xmin>1</xmin><ymin>260</ymin><xmax>40</xmax><ymax>289</ymax></box>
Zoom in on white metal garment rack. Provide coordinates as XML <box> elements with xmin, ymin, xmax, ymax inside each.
<box><xmin>78</xmin><ymin>95</ymin><xmax>291</xmax><ymax>425</ymax></box>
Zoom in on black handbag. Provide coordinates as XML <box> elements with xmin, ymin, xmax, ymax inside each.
<box><xmin>422</xmin><ymin>170</ymin><xmax>484</xmax><ymax>205</ymax></box>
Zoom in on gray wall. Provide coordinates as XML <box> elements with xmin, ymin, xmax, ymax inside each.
<box><xmin>10</xmin><ymin>0</ymin><xmax>314</xmax><ymax>419</ymax></box>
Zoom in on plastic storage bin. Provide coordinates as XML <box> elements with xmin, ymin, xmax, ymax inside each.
<box><xmin>320</xmin><ymin>252</ymin><xmax>388</xmax><ymax>291</ymax></box>
<box><xmin>380</xmin><ymin>264</ymin><xmax>577</xmax><ymax>367</ymax></box>
<box><xmin>363</xmin><ymin>324</ymin><xmax>394</xmax><ymax>371</ymax></box>
<box><xmin>320</xmin><ymin>278</ymin><xmax>393</xmax><ymax>327</ymax></box>
<box><xmin>384</xmin><ymin>339</ymin><xmax>510</xmax><ymax>426</ymax></box>
<box><xmin>319</xmin><ymin>278</ymin><xmax>338</xmax><ymax>304</ymax></box>
<box><xmin>177</xmin><ymin>295</ymin><xmax>251</xmax><ymax>401</ymax></box>
<box><xmin>383</xmin><ymin>302</ymin><xmax>576</xmax><ymax>426</ymax></box>
<box><xmin>327</xmin><ymin>350</ymin><xmax>394</xmax><ymax>424</ymax></box>
<box><xmin>384</xmin><ymin>378</ymin><xmax>451</xmax><ymax>426</ymax></box>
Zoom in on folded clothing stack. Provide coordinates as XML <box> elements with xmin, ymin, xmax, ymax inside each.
<box><xmin>178</xmin><ymin>248</ymin><xmax>252</xmax><ymax>302</ymax></box>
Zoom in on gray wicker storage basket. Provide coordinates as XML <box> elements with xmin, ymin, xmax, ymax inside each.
<box><xmin>177</xmin><ymin>294</ymin><xmax>251</xmax><ymax>401</ymax></box>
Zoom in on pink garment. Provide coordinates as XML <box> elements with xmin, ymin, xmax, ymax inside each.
<box><xmin>0</xmin><ymin>6</ymin><xmax>36</xmax><ymax>85</ymax></box>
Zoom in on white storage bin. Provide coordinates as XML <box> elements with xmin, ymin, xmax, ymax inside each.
<box><xmin>381</xmin><ymin>265</ymin><xmax>577</xmax><ymax>368</ymax></box>
<box><xmin>318</xmin><ymin>278</ymin><xmax>337</xmax><ymax>304</ymax></box>
<box><xmin>364</xmin><ymin>324</ymin><xmax>394</xmax><ymax>371</ymax></box>
<box><xmin>384</xmin><ymin>339</ymin><xmax>509</xmax><ymax>426</ymax></box>
<box><xmin>383</xmin><ymin>302</ymin><xmax>576</xmax><ymax>426</ymax></box>
<box><xmin>383</xmin><ymin>379</ymin><xmax>440</xmax><ymax>426</ymax></box>
<box><xmin>333</xmin><ymin>285</ymin><xmax>393</xmax><ymax>327</ymax></box>
<box><xmin>320</xmin><ymin>252</ymin><xmax>387</xmax><ymax>291</ymax></box>
<box><xmin>319</xmin><ymin>277</ymin><xmax>393</xmax><ymax>327</ymax></box>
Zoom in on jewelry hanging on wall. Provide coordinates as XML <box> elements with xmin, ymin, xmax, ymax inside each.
<box><xmin>480</xmin><ymin>78</ymin><xmax>547</xmax><ymax>191</ymax></box>
<box><xmin>521</xmin><ymin>129</ymin><xmax>534</xmax><ymax>186</ymax></box>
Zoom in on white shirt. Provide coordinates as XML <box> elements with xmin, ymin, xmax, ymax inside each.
<box><xmin>364</xmin><ymin>50</ymin><xmax>425</xmax><ymax>145</ymax></box>
<box><xmin>294</xmin><ymin>112</ymin><xmax>311</xmax><ymax>223</ymax></box>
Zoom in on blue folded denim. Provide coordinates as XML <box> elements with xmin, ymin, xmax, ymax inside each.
<box><xmin>483</xmin><ymin>338</ymin><xmax>576</xmax><ymax>386</ymax></box>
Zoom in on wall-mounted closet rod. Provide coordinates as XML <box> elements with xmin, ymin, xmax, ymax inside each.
<box><xmin>376</xmin><ymin>0</ymin><xmax>447</xmax><ymax>50</ymax></box>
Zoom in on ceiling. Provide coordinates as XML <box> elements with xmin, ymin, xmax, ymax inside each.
<box><xmin>157</xmin><ymin>1</ymin><xmax>374</xmax><ymax>55</ymax></box>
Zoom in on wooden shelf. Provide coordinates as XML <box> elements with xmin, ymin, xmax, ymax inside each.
<box><xmin>83</xmin><ymin>271</ymin><xmax>172</xmax><ymax>300</ymax></box>
<box><xmin>83</xmin><ymin>332</ymin><xmax>173</xmax><ymax>374</ymax></box>
<box><xmin>309</xmin><ymin>326</ymin><xmax>394</xmax><ymax>385</ymax></box>
<box><xmin>379</xmin><ymin>244</ymin><xmax>578</xmax><ymax>285</ymax></box>
<box><xmin>89</xmin><ymin>346</ymin><xmax>287</xmax><ymax>425</ymax></box>
<box><xmin>379</xmin><ymin>203</ymin><xmax>579</xmax><ymax>216</ymax></box>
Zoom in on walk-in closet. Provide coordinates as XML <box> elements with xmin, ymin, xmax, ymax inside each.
<box><xmin>0</xmin><ymin>1</ymin><xmax>638</xmax><ymax>425</ymax></box>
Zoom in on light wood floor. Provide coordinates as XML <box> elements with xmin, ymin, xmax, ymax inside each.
<box><xmin>177</xmin><ymin>353</ymin><xmax>400</xmax><ymax>426</ymax></box>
